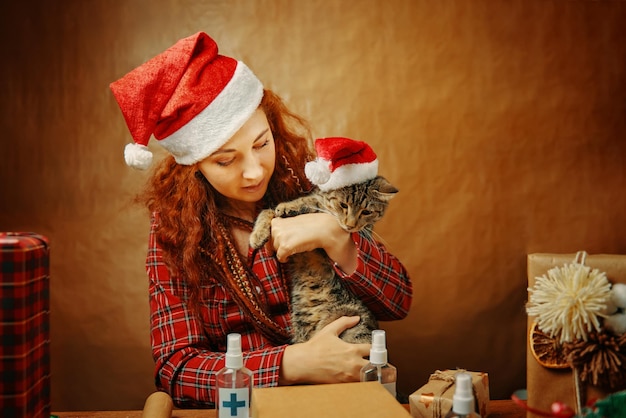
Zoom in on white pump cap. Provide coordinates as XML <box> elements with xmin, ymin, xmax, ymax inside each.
<box><xmin>452</xmin><ymin>372</ymin><xmax>475</xmax><ymax>415</ymax></box>
<box><xmin>369</xmin><ymin>330</ymin><xmax>388</xmax><ymax>365</ymax></box>
<box><xmin>225</xmin><ymin>333</ymin><xmax>243</xmax><ymax>369</ymax></box>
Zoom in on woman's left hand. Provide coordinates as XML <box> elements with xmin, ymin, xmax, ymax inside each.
<box><xmin>269</xmin><ymin>213</ymin><xmax>358</xmax><ymax>274</ymax></box>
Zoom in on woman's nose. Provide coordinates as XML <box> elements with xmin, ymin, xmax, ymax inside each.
<box><xmin>242</xmin><ymin>154</ymin><xmax>263</xmax><ymax>179</ymax></box>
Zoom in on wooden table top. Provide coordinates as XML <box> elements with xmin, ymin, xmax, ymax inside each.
<box><xmin>52</xmin><ymin>399</ymin><xmax>525</xmax><ymax>418</ymax></box>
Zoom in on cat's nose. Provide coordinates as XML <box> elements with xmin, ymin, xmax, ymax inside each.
<box><xmin>345</xmin><ymin>222</ymin><xmax>357</xmax><ymax>231</ymax></box>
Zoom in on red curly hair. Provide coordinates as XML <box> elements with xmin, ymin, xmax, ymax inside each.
<box><xmin>139</xmin><ymin>90</ymin><xmax>314</xmax><ymax>333</ymax></box>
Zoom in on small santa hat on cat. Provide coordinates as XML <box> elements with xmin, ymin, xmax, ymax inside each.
<box><xmin>110</xmin><ymin>32</ymin><xmax>263</xmax><ymax>170</ymax></box>
<box><xmin>305</xmin><ymin>137</ymin><xmax>379</xmax><ymax>192</ymax></box>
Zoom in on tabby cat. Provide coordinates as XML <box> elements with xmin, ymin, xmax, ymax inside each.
<box><xmin>249</xmin><ymin>175</ymin><xmax>398</xmax><ymax>344</ymax></box>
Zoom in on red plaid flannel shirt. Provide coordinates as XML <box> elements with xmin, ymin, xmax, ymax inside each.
<box><xmin>147</xmin><ymin>214</ymin><xmax>412</xmax><ymax>408</ymax></box>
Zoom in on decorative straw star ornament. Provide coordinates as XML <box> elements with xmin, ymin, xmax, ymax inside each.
<box><xmin>527</xmin><ymin>252</ymin><xmax>611</xmax><ymax>343</ymax></box>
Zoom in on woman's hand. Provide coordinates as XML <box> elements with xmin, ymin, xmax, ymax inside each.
<box><xmin>279</xmin><ymin>316</ymin><xmax>370</xmax><ymax>385</ymax></box>
<box><xmin>269</xmin><ymin>213</ymin><xmax>358</xmax><ymax>274</ymax></box>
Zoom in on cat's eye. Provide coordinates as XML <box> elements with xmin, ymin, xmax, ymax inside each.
<box><xmin>340</xmin><ymin>203</ymin><xmax>348</xmax><ymax>209</ymax></box>
<box><xmin>362</xmin><ymin>210</ymin><xmax>372</xmax><ymax>215</ymax></box>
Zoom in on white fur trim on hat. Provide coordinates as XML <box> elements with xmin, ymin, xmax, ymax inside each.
<box><xmin>124</xmin><ymin>143</ymin><xmax>153</xmax><ymax>170</ymax></box>
<box><xmin>314</xmin><ymin>160</ymin><xmax>379</xmax><ymax>192</ymax></box>
<box><xmin>159</xmin><ymin>61</ymin><xmax>263</xmax><ymax>165</ymax></box>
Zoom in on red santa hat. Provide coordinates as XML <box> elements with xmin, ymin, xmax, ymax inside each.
<box><xmin>304</xmin><ymin>137</ymin><xmax>379</xmax><ymax>192</ymax></box>
<box><xmin>109</xmin><ymin>32</ymin><xmax>263</xmax><ymax>169</ymax></box>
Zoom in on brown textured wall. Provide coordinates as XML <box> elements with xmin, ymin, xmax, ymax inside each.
<box><xmin>1</xmin><ymin>0</ymin><xmax>625</xmax><ymax>411</ymax></box>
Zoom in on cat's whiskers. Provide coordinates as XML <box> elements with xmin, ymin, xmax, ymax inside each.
<box><xmin>369</xmin><ymin>229</ymin><xmax>391</xmax><ymax>248</ymax></box>
<box><xmin>306</xmin><ymin>204</ymin><xmax>327</xmax><ymax>213</ymax></box>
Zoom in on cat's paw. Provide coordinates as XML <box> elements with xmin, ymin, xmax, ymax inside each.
<box><xmin>274</xmin><ymin>203</ymin><xmax>296</xmax><ymax>218</ymax></box>
<box><xmin>274</xmin><ymin>202</ymin><xmax>314</xmax><ymax>218</ymax></box>
<box><xmin>249</xmin><ymin>209</ymin><xmax>275</xmax><ymax>249</ymax></box>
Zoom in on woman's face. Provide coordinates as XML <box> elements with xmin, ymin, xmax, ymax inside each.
<box><xmin>197</xmin><ymin>108</ymin><xmax>276</xmax><ymax>206</ymax></box>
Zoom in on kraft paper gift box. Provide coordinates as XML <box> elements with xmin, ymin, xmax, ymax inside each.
<box><xmin>251</xmin><ymin>381</ymin><xmax>411</xmax><ymax>418</ymax></box>
<box><xmin>526</xmin><ymin>253</ymin><xmax>626</xmax><ymax>418</ymax></box>
<box><xmin>0</xmin><ymin>233</ymin><xmax>51</xmax><ymax>418</ymax></box>
<box><xmin>409</xmin><ymin>370</ymin><xmax>489</xmax><ymax>418</ymax></box>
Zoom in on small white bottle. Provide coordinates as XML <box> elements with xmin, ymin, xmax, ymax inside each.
<box><xmin>216</xmin><ymin>333</ymin><xmax>253</xmax><ymax>418</ymax></box>
<box><xmin>445</xmin><ymin>372</ymin><xmax>481</xmax><ymax>418</ymax></box>
<box><xmin>360</xmin><ymin>329</ymin><xmax>397</xmax><ymax>398</ymax></box>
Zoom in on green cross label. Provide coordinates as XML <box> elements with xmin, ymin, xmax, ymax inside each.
<box><xmin>218</xmin><ymin>387</ymin><xmax>249</xmax><ymax>418</ymax></box>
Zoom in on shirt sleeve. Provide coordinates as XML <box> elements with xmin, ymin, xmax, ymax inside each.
<box><xmin>147</xmin><ymin>215</ymin><xmax>288</xmax><ymax>408</ymax></box>
<box><xmin>334</xmin><ymin>231</ymin><xmax>413</xmax><ymax>321</ymax></box>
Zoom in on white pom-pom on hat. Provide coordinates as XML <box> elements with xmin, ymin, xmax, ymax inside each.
<box><xmin>304</xmin><ymin>158</ymin><xmax>331</xmax><ymax>185</ymax></box>
<box><xmin>124</xmin><ymin>143</ymin><xmax>153</xmax><ymax>170</ymax></box>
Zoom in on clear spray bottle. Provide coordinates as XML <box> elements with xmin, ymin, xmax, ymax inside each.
<box><xmin>216</xmin><ymin>333</ymin><xmax>253</xmax><ymax>418</ymax></box>
<box><xmin>359</xmin><ymin>329</ymin><xmax>397</xmax><ymax>398</ymax></box>
<box><xmin>445</xmin><ymin>372</ymin><xmax>481</xmax><ymax>418</ymax></box>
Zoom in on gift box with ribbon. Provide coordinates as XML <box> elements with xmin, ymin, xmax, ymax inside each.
<box><xmin>408</xmin><ymin>369</ymin><xmax>489</xmax><ymax>418</ymax></box>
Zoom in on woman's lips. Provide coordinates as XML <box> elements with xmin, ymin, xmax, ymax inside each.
<box><xmin>243</xmin><ymin>182</ymin><xmax>264</xmax><ymax>193</ymax></box>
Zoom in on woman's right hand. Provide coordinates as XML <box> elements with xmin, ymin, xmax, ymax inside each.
<box><xmin>279</xmin><ymin>316</ymin><xmax>371</xmax><ymax>385</ymax></box>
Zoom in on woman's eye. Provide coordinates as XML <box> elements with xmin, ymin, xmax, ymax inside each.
<box><xmin>255</xmin><ymin>139</ymin><xmax>270</xmax><ymax>149</ymax></box>
<box><xmin>217</xmin><ymin>159</ymin><xmax>234</xmax><ymax>167</ymax></box>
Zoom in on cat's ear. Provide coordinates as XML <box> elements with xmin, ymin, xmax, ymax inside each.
<box><xmin>373</xmin><ymin>176</ymin><xmax>399</xmax><ymax>200</ymax></box>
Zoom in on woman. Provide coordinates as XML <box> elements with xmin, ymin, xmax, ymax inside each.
<box><xmin>110</xmin><ymin>32</ymin><xmax>412</xmax><ymax>408</ymax></box>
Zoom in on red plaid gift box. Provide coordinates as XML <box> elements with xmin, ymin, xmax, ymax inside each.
<box><xmin>0</xmin><ymin>232</ymin><xmax>50</xmax><ymax>418</ymax></box>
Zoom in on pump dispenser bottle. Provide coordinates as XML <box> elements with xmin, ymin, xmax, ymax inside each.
<box><xmin>360</xmin><ymin>329</ymin><xmax>397</xmax><ymax>398</ymax></box>
<box><xmin>216</xmin><ymin>333</ymin><xmax>253</xmax><ymax>418</ymax></box>
<box><xmin>445</xmin><ymin>372</ymin><xmax>481</xmax><ymax>418</ymax></box>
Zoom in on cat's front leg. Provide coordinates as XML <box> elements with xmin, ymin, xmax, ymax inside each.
<box><xmin>250</xmin><ymin>209</ymin><xmax>276</xmax><ymax>249</ymax></box>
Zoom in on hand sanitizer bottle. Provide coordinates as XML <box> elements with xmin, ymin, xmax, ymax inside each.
<box><xmin>445</xmin><ymin>372</ymin><xmax>481</xmax><ymax>418</ymax></box>
<box><xmin>359</xmin><ymin>329</ymin><xmax>397</xmax><ymax>398</ymax></box>
<box><xmin>216</xmin><ymin>333</ymin><xmax>253</xmax><ymax>418</ymax></box>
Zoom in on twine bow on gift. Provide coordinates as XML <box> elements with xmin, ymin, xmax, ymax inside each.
<box><xmin>430</xmin><ymin>369</ymin><xmax>462</xmax><ymax>383</ymax></box>
<box><xmin>418</xmin><ymin>370</ymin><xmax>468</xmax><ymax>417</ymax></box>
<box><xmin>417</xmin><ymin>370</ymin><xmax>462</xmax><ymax>416</ymax></box>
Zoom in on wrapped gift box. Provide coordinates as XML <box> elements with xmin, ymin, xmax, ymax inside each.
<box><xmin>526</xmin><ymin>253</ymin><xmax>626</xmax><ymax>418</ymax></box>
<box><xmin>408</xmin><ymin>370</ymin><xmax>489</xmax><ymax>418</ymax></box>
<box><xmin>0</xmin><ymin>233</ymin><xmax>50</xmax><ymax>418</ymax></box>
